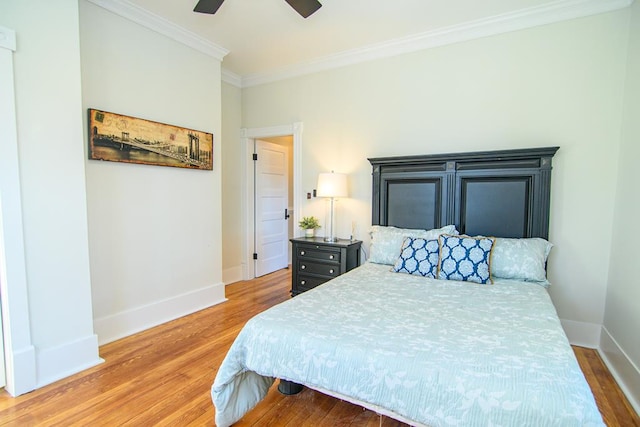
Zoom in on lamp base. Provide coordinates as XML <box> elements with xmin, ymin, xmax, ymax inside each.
<box><xmin>323</xmin><ymin>236</ymin><xmax>338</xmax><ymax>243</ymax></box>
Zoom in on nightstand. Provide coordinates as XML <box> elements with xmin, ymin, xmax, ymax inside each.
<box><xmin>290</xmin><ymin>237</ymin><xmax>362</xmax><ymax>296</ymax></box>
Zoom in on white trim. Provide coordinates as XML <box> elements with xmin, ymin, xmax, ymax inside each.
<box><xmin>84</xmin><ymin>0</ymin><xmax>632</xmax><ymax>88</ymax></box>
<box><xmin>222</xmin><ymin>68</ymin><xmax>242</xmax><ymax>88</ymax></box>
<box><xmin>599</xmin><ymin>327</ymin><xmax>640</xmax><ymax>415</ymax></box>
<box><xmin>292</xmin><ymin>122</ymin><xmax>303</xmax><ymax>239</ymax></box>
<box><xmin>35</xmin><ymin>335</ymin><xmax>103</xmax><ymax>389</ymax></box>
<box><xmin>560</xmin><ymin>319</ymin><xmax>602</xmax><ymax>348</ymax></box>
<box><xmin>0</xmin><ymin>32</ymin><xmax>37</xmax><ymax>397</ymax></box>
<box><xmin>0</xmin><ymin>26</ymin><xmax>16</xmax><ymax>51</ymax></box>
<box><xmin>93</xmin><ymin>283</ymin><xmax>226</xmax><ymax>345</ymax></box>
<box><xmin>241</xmin><ymin>123</ymin><xmax>303</xmax><ymax>280</ymax></box>
<box><xmin>86</xmin><ymin>0</ymin><xmax>228</xmax><ymax>61</ymax></box>
<box><xmin>7</xmin><ymin>346</ymin><xmax>36</xmax><ymax>396</ymax></box>
<box><xmin>240</xmin><ymin>0</ymin><xmax>632</xmax><ymax>87</ymax></box>
<box><xmin>223</xmin><ymin>265</ymin><xmax>243</xmax><ymax>285</ymax></box>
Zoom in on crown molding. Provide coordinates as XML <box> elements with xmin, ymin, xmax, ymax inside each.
<box><xmin>240</xmin><ymin>0</ymin><xmax>633</xmax><ymax>88</ymax></box>
<box><xmin>0</xmin><ymin>25</ymin><xmax>16</xmax><ymax>51</ymax></box>
<box><xmin>222</xmin><ymin>68</ymin><xmax>242</xmax><ymax>87</ymax></box>
<box><xmin>86</xmin><ymin>0</ymin><xmax>229</xmax><ymax>61</ymax></box>
<box><xmin>84</xmin><ymin>0</ymin><xmax>632</xmax><ymax>88</ymax></box>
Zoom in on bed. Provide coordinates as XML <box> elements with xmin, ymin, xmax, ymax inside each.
<box><xmin>211</xmin><ymin>147</ymin><xmax>604</xmax><ymax>426</ymax></box>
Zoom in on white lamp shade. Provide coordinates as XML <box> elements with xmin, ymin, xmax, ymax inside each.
<box><xmin>316</xmin><ymin>172</ymin><xmax>348</xmax><ymax>198</ymax></box>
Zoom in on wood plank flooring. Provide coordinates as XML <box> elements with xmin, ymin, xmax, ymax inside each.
<box><xmin>0</xmin><ymin>267</ymin><xmax>637</xmax><ymax>426</ymax></box>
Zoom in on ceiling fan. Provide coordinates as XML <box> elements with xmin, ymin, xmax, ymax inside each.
<box><xmin>194</xmin><ymin>0</ymin><xmax>322</xmax><ymax>18</ymax></box>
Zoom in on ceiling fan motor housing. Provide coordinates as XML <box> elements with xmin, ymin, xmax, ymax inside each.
<box><xmin>194</xmin><ymin>0</ymin><xmax>322</xmax><ymax>18</ymax></box>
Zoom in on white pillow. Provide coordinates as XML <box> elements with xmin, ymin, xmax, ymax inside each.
<box><xmin>369</xmin><ymin>224</ymin><xmax>458</xmax><ymax>265</ymax></box>
<box><xmin>491</xmin><ymin>237</ymin><xmax>553</xmax><ymax>285</ymax></box>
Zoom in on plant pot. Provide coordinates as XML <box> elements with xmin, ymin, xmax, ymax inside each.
<box><xmin>304</xmin><ymin>228</ymin><xmax>315</xmax><ymax>238</ymax></box>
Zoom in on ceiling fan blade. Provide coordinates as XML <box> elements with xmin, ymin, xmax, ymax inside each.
<box><xmin>193</xmin><ymin>0</ymin><xmax>225</xmax><ymax>14</ymax></box>
<box><xmin>284</xmin><ymin>0</ymin><xmax>322</xmax><ymax>18</ymax></box>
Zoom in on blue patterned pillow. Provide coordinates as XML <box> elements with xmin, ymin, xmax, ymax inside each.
<box><xmin>438</xmin><ymin>235</ymin><xmax>495</xmax><ymax>284</ymax></box>
<box><xmin>392</xmin><ymin>237</ymin><xmax>440</xmax><ymax>278</ymax></box>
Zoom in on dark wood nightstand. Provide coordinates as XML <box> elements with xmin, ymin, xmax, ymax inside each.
<box><xmin>290</xmin><ymin>237</ymin><xmax>362</xmax><ymax>296</ymax></box>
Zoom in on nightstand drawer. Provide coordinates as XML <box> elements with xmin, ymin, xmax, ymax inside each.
<box><xmin>296</xmin><ymin>246</ymin><xmax>340</xmax><ymax>263</ymax></box>
<box><xmin>289</xmin><ymin>237</ymin><xmax>362</xmax><ymax>297</ymax></box>
<box><xmin>296</xmin><ymin>275</ymin><xmax>327</xmax><ymax>293</ymax></box>
<box><xmin>298</xmin><ymin>261</ymin><xmax>339</xmax><ymax>278</ymax></box>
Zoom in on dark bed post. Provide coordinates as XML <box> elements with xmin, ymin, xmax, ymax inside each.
<box><xmin>371</xmin><ymin>164</ymin><xmax>382</xmax><ymax>225</ymax></box>
<box><xmin>537</xmin><ymin>151</ymin><xmax>556</xmax><ymax>240</ymax></box>
<box><xmin>444</xmin><ymin>161</ymin><xmax>456</xmax><ymax>226</ymax></box>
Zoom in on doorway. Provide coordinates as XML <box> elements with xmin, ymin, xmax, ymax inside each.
<box><xmin>240</xmin><ymin>123</ymin><xmax>303</xmax><ymax>280</ymax></box>
<box><xmin>254</xmin><ymin>138</ymin><xmax>291</xmax><ymax>277</ymax></box>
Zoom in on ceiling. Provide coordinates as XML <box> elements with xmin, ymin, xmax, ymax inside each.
<box><xmin>115</xmin><ymin>0</ymin><xmax>629</xmax><ymax>84</ymax></box>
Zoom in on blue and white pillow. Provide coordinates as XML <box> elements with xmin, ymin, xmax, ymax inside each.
<box><xmin>392</xmin><ymin>237</ymin><xmax>440</xmax><ymax>278</ymax></box>
<box><xmin>438</xmin><ymin>235</ymin><xmax>495</xmax><ymax>284</ymax></box>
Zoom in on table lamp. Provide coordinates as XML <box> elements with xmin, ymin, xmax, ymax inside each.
<box><xmin>316</xmin><ymin>172</ymin><xmax>348</xmax><ymax>242</ymax></box>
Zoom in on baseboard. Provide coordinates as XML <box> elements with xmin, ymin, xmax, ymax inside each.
<box><xmin>223</xmin><ymin>265</ymin><xmax>243</xmax><ymax>285</ymax></box>
<box><xmin>599</xmin><ymin>327</ymin><xmax>640</xmax><ymax>415</ymax></box>
<box><xmin>94</xmin><ymin>282</ymin><xmax>227</xmax><ymax>345</ymax></box>
<box><xmin>35</xmin><ymin>334</ymin><xmax>103</xmax><ymax>389</ymax></box>
<box><xmin>4</xmin><ymin>344</ymin><xmax>36</xmax><ymax>396</ymax></box>
<box><xmin>560</xmin><ymin>319</ymin><xmax>601</xmax><ymax>348</ymax></box>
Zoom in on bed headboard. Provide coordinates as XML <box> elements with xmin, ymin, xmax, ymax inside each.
<box><xmin>368</xmin><ymin>147</ymin><xmax>559</xmax><ymax>239</ymax></box>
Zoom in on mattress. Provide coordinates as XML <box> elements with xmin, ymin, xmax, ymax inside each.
<box><xmin>211</xmin><ymin>262</ymin><xmax>604</xmax><ymax>426</ymax></box>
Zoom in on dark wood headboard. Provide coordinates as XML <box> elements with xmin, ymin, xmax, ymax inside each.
<box><xmin>368</xmin><ymin>147</ymin><xmax>559</xmax><ymax>239</ymax></box>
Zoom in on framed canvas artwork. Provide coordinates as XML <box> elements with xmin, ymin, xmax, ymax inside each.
<box><xmin>88</xmin><ymin>109</ymin><xmax>213</xmax><ymax>170</ymax></box>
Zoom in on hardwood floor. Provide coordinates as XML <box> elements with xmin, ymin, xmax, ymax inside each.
<box><xmin>0</xmin><ymin>268</ymin><xmax>638</xmax><ymax>426</ymax></box>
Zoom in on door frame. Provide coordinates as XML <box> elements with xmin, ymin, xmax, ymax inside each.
<box><xmin>240</xmin><ymin>123</ymin><xmax>302</xmax><ymax>280</ymax></box>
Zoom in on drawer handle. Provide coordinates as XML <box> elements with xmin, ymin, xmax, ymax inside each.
<box><xmin>301</xmin><ymin>280</ymin><xmax>306</xmax><ymax>285</ymax></box>
<box><xmin>300</xmin><ymin>250</ymin><xmax>305</xmax><ymax>256</ymax></box>
<box><xmin>329</xmin><ymin>269</ymin><xmax>334</xmax><ymax>274</ymax></box>
<box><xmin>301</xmin><ymin>265</ymin><xmax>306</xmax><ymax>270</ymax></box>
<box><xmin>329</xmin><ymin>255</ymin><xmax>334</xmax><ymax>260</ymax></box>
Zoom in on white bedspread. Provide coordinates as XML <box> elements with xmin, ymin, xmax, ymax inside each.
<box><xmin>211</xmin><ymin>262</ymin><xmax>603</xmax><ymax>426</ymax></box>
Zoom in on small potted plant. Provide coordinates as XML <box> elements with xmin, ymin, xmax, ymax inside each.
<box><xmin>299</xmin><ymin>216</ymin><xmax>321</xmax><ymax>237</ymax></box>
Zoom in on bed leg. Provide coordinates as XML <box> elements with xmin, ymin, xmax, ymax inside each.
<box><xmin>277</xmin><ymin>379</ymin><xmax>303</xmax><ymax>395</ymax></box>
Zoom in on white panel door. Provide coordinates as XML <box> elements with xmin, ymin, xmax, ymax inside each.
<box><xmin>255</xmin><ymin>140</ymin><xmax>289</xmax><ymax>277</ymax></box>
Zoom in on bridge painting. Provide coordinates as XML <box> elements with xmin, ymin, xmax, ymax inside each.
<box><xmin>88</xmin><ymin>109</ymin><xmax>213</xmax><ymax>170</ymax></box>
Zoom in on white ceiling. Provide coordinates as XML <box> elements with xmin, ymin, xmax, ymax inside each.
<box><xmin>106</xmin><ymin>0</ymin><xmax>630</xmax><ymax>85</ymax></box>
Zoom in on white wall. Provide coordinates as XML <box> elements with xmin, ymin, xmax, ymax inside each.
<box><xmin>221</xmin><ymin>82</ymin><xmax>243</xmax><ymax>284</ymax></box>
<box><xmin>602</xmin><ymin>0</ymin><xmax>640</xmax><ymax>411</ymax></box>
<box><xmin>0</xmin><ymin>0</ymin><xmax>100</xmax><ymax>390</ymax></box>
<box><xmin>80</xmin><ymin>1</ymin><xmax>225</xmax><ymax>344</ymax></box>
<box><xmin>240</xmin><ymin>11</ymin><xmax>629</xmax><ymax>334</ymax></box>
